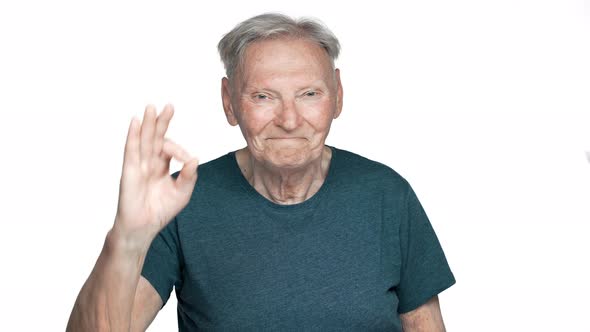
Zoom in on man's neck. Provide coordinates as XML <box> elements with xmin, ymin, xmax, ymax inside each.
<box><xmin>236</xmin><ymin>146</ymin><xmax>332</xmax><ymax>205</ymax></box>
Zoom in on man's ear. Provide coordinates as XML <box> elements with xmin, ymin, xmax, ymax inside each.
<box><xmin>221</xmin><ymin>77</ymin><xmax>239</xmax><ymax>126</ymax></box>
<box><xmin>334</xmin><ymin>68</ymin><xmax>343</xmax><ymax>119</ymax></box>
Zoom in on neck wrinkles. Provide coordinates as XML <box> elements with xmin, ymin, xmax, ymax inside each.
<box><xmin>237</xmin><ymin>146</ymin><xmax>332</xmax><ymax>205</ymax></box>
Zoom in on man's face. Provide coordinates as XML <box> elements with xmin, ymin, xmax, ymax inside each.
<box><xmin>222</xmin><ymin>37</ymin><xmax>343</xmax><ymax>170</ymax></box>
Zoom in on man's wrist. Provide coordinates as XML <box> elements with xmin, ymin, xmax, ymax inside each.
<box><xmin>106</xmin><ymin>223</ymin><xmax>152</xmax><ymax>261</ymax></box>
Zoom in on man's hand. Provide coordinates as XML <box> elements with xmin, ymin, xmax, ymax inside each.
<box><xmin>112</xmin><ymin>104</ymin><xmax>199</xmax><ymax>251</ymax></box>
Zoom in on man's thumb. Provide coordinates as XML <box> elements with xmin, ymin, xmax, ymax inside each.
<box><xmin>176</xmin><ymin>158</ymin><xmax>199</xmax><ymax>194</ymax></box>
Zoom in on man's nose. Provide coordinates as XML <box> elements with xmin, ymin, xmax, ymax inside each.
<box><xmin>274</xmin><ymin>99</ymin><xmax>302</xmax><ymax>131</ymax></box>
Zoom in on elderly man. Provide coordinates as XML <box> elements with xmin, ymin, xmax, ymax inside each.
<box><xmin>67</xmin><ymin>13</ymin><xmax>455</xmax><ymax>331</ymax></box>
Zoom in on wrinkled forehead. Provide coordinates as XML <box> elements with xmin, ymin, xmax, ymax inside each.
<box><xmin>234</xmin><ymin>37</ymin><xmax>335</xmax><ymax>88</ymax></box>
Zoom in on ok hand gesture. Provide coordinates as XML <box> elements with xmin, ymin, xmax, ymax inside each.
<box><xmin>112</xmin><ymin>104</ymin><xmax>199</xmax><ymax>250</ymax></box>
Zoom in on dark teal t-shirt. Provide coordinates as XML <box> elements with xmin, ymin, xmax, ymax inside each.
<box><xmin>141</xmin><ymin>147</ymin><xmax>455</xmax><ymax>331</ymax></box>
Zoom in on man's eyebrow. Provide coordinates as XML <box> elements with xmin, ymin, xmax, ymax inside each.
<box><xmin>301</xmin><ymin>81</ymin><xmax>329</xmax><ymax>90</ymax></box>
<box><xmin>241</xmin><ymin>80</ymin><xmax>329</xmax><ymax>94</ymax></box>
<box><xmin>242</xmin><ymin>86</ymin><xmax>281</xmax><ymax>94</ymax></box>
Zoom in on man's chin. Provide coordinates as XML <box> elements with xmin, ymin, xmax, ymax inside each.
<box><xmin>264</xmin><ymin>149</ymin><xmax>313</xmax><ymax>170</ymax></box>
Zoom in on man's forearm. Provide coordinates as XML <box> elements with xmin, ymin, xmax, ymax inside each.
<box><xmin>66</xmin><ymin>228</ymin><xmax>148</xmax><ymax>332</ymax></box>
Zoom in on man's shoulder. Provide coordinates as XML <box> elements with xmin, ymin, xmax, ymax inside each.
<box><xmin>198</xmin><ymin>151</ymin><xmax>235</xmax><ymax>172</ymax></box>
<box><xmin>331</xmin><ymin>146</ymin><xmax>405</xmax><ymax>178</ymax></box>
<box><xmin>170</xmin><ymin>151</ymin><xmax>235</xmax><ymax>184</ymax></box>
<box><xmin>330</xmin><ymin>146</ymin><xmax>409</xmax><ymax>188</ymax></box>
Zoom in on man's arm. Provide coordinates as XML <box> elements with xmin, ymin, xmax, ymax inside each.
<box><xmin>66</xmin><ymin>105</ymin><xmax>198</xmax><ymax>331</ymax></box>
<box><xmin>66</xmin><ymin>229</ymin><xmax>162</xmax><ymax>332</ymax></box>
<box><xmin>130</xmin><ymin>276</ymin><xmax>163</xmax><ymax>332</ymax></box>
<box><xmin>399</xmin><ymin>296</ymin><xmax>446</xmax><ymax>332</ymax></box>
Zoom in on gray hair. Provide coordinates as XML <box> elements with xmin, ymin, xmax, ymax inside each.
<box><xmin>217</xmin><ymin>13</ymin><xmax>341</xmax><ymax>79</ymax></box>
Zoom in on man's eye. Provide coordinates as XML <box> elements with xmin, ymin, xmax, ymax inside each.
<box><xmin>305</xmin><ymin>91</ymin><xmax>317</xmax><ymax>97</ymax></box>
<box><xmin>255</xmin><ymin>94</ymin><xmax>268</xmax><ymax>100</ymax></box>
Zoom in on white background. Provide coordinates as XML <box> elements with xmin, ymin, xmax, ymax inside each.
<box><xmin>1</xmin><ymin>0</ymin><xmax>589</xmax><ymax>331</ymax></box>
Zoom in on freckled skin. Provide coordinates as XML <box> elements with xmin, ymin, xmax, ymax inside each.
<box><xmin>221</xmin><ymin>38</ymin><xmax>343</xmax><ymax>172</ymax></box>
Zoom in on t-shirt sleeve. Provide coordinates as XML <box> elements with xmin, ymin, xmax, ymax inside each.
<box><xmin>141</xmin><ymin>216</ymin><xmax>183</xmax><ymax>308</ymax></box>
<box><xmin>396</xmin><ymin>185</ymin><xmax>455</xmax><ymax>313</ymax></box>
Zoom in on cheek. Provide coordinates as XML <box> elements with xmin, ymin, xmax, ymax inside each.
<box><xmin>239</xmin><ymin>104</ymin><xmax>276</xmax><ymax>136</ymax></box>
<box><xmin>302</xmin><ymin>100</ymin><xmax>336</xmax><ymax>131</ymax></box>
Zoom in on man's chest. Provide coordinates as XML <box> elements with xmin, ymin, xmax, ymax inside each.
<box><xmin>174</xmin><ymin>208</ymin><xmax>402</xmax><ymax>330</ymax></box>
